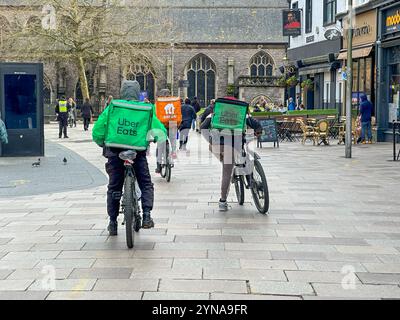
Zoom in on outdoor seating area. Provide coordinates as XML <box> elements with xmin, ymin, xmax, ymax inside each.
<box><xmin>252</xmin><ymin>109</ymin><xmax>372</xmax><ymax>146</ymax></box>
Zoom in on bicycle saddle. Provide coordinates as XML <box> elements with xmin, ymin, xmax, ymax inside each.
<box><xmin>119</xmin><ymin>150</ymin><xmax>137</xmax><ymax>161</ymax></box>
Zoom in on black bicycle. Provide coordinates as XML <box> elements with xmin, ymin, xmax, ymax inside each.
<box><xmin>159</xmin><ymin>138</ymin><xmax>173</xmax><ymax>183</ymax></box>
<box><xmin>232</xmin><ymin>134</ymin><xmax>269</xmax><ymax>214</ymax></box>
<box><xmin>119</xmin><ymin>150</ymin><xmax>142</xmax><ymax>249</ymax></box>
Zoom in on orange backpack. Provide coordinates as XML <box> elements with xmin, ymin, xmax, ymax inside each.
<box><xmin>155</xmin><ymin>97</ymin><xmax>182</xmax><ymax>128</ymax></box>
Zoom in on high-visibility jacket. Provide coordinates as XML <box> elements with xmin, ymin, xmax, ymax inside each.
<box><xmin>59</xmin><ymin>100</ymin><xmax>68</xmax><ymax>113</ymax></box>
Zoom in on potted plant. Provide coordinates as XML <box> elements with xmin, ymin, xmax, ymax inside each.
<box><xmin>226</xmin><ymin>84</ymin><xmax>235</xmax><ymax>96</ymax></box>
<box><xmin>286</xmin><ymin>76</ymin><xmax>298</xmax><ymax>88</ymax></box>
<box><xmin>301</xmin><ymin>79</ymin><xmax>314</xmax><ymax>91</ymax></box>
<box><xmin>276</xmin><ymin>76</ymin><xmax>287</xmax><ymax>87</ymax></box>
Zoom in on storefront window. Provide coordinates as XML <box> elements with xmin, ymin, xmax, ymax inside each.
<box><xmin>389</xmin><ymin>64</ymin><xmax>400</xmax><ymax>124</ymax></box>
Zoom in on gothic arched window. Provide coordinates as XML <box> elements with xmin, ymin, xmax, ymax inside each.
<box><xmin>125</xmin><ymin>61</ymin><xmax>155</xmax><ymax>101</ymax></box>
<box><xmin>186</xmin><ymin>54</ymin><xmax>216</xmax><ymax>107</ymax></box>
<box><xmin>250</xmin><ymin>51</ymin><xmax>274</xmax><ymax>77</ymax></box>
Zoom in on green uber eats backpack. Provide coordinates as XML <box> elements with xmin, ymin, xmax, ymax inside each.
<box><xmin>211</xmin><ymin>98</ymin><xmax>249</xmax><ymax>132</ymax></box>
<box><xmin>104</xmin><ymin>100</ymin><xmax>153</xmax><ymax>151</ymax></box>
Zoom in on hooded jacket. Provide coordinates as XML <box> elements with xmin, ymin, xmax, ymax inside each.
<box><xmin>92</xmin><ymin>80</ymin><xmax>167</xmax><ymax>157</ymax></box>
<box><xmin>360</xmin><ymin>94</ymin><xmax>373</xmax><ymax>123</ymax></box>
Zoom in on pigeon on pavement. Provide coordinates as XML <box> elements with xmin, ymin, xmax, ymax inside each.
<box><xmin>32</xmin><ymin>159</ymin><xmax>41</xmax><ymax>167</ymax></box>
<box><xmin>63</xmin><ymin>157</ymin><xmax>67</xmax><ymax>165</ymax></box>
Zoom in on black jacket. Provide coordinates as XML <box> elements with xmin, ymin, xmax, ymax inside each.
<box><xmin>191</xmin><ymin>101</ymin><xmax>201</xmax><ymax>113</ymax></box>
<box><xmin>180</xmin><ymin>104</ymin><xmax>197</xmax><ymax>129</ymax></box>
<box><xmin>81</xmin><ymin>102</ymin><xmax>94</xmax><ymax>118</ymax></box>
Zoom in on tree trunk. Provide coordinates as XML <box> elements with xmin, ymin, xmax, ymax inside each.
<box><xmin>76</xmin><ymin>56</ymin><xmax>90</xmax><ymax>101</ymax></box>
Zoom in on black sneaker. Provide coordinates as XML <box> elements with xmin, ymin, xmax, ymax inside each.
<box><xmin>142</xmin><ymin>213</ymin><xmax>154</xmax><ymax>229</ymax></box>
<box><xmin>108</xmin><ymin>220</ymin><xmax>118</xmax><ymax>236</ymax></box>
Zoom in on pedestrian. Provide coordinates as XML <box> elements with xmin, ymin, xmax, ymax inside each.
<box><xmin>191</xmin><ymin>97</ymin><xmax>201</xmax><ymax>131</ymax></box>
<box><xmin>360</xmin><ymin>94</ymin><xmax>373</xmax><ymax>144</ymax></box>
<box><xmin>179</xmin><ymin>98</ymin><xmax>197</xmax><ymax>151</ymax></box>
<box><xmin>68</xmin><ymin>97</ymin><xmax>77</xmax><ymax>127</ymax></box>
<box><xmin>200</xmin><ymin>99</ymin><xmax>215</xmax><ymax>123</ymax></box>
<box><xmin>92</xmin><ymin>80</ymin><xmax>167</xmax><ymax>235</ymax></box>
<box><xmin>55</xmin><ymin>96</ymin><xmax>70</xmax><ymax>138</ymax></box>
<box><xmin>81</xmin><ymin>98</ymin><xmax>94</xmax><ymax>131</ymax></box>
<box><xmin>0</xmin><ymin>112</ymin><xmax>8</xmax><ymax>145</ymax></box>
<box><xmin>288</xmin><ymin>97</ymin><xmax>296</xmax><ymax>111</ymax></box>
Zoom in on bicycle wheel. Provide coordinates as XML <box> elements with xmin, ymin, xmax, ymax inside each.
<box><xmin>123</xmin><ymin>174</ymin><xmax>136</xmax><ymax>248</ymax></box>
<box><xmin>160</xmin><ymin>165</ymin><xmax>167</xmax><ymax>178</ymax></box>
<box><xmin>233</xmin><ymin>175</ymin><xmax>245</xmax><ymax>205</ymax></box>
<box><xmin>250</xmin><ymin>159</ymin><xmax>269</xmax><ymax>214</ymax></box>
<box><xmin>166</xmin><ymin>164</ymin><xmax>172</xmax><ymax>183</ymax></box>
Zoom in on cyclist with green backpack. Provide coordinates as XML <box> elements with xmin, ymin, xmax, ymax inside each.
<box><xmin>200</xmin><ymin>97</ymin><xmax>262</xmax><ymax>211</ymax></box>
<box><xmin>92</xmin><ymin>80</ymin><xmax>167</xmax><ymax>236</ymax></box>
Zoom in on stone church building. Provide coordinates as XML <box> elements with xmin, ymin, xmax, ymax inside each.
<box><xmin>0</xmin><ymin>0</ymin><xmax>288</xmax><ymax>113</ymax></box>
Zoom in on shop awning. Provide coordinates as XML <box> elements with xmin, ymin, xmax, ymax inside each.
<box><xmin>298</xmin><ymin>63</ymin><xmax>332</xmax><ymax>76</ymax></box>
<box><xmin>338</xmin><ymin>46</ymin><xmax>373</xmax><ymax>60</ymax></box>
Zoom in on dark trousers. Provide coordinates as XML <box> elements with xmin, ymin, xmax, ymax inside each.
<box><xmin>83</xmin><ymin>117</ymin><xmax>90</xmax><ymax>131</ymax></box>
<box><xmin>105</xmin><ymin>152</ymin><xmax>154</xmax><ymax>221</ymax></box>
<box><xmin>58</xmin><ymin>119</ymin><xmax>68</xmax><ymax>138</ymax></box>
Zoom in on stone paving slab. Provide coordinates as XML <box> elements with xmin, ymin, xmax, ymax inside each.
<box><xmin>1</xmin><ymin>125</ymin><xmax>400</xmax><ymax>299</ymax></box>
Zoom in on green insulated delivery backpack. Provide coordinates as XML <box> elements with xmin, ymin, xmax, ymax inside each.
<box><xmin>211</xmin><ymin>98</ymin><xmax>249</xmax><ymax>132</ymax></box>
<box><xmin>104</xmin><ymin>100</ymin><xmax>153</xmax><ymax>151</ymax></box>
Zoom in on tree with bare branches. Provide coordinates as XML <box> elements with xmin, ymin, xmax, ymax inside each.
<box><xmin>2</xmin><ymin>0</ymin><xmax>170</xmax><ymax>101</ymax></box>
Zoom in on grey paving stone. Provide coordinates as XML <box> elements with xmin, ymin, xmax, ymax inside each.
<box><xmin>240</xmin><ymin>259</ymin><xmax>298</xmax><ymax>270</ymax></box>
<box><xmin>297</xmin><ymin>237</ymin><xmax>368</xmax><ymax>246</ymax></box>
<box><xmin>284</xmin><ymin>244</ymin><xmax>338</xmax><ymax>253</ymax></box>
<box><xmin>325</xmin><ymin>253</ymin><xmax>381</xmax><ymax>263</ymax></box>
<box><xmin>174</xmin><ymin>235</ymin><xmax>242</xmax><ymax>243</ymax></box>
<box><xmin>210</xmin><ymin>293</ymin><xmax>302</xmax><ymax>300</ymax></box>
<box><xmin>93</xmin><ymin>258</ymin><xmax>173</xmax><ymax>269</ymax></box>
<box><xmin>68</xmin><ymin>268</ymin><xmax>134</xmax><ymax>279</ymax></box>
<box><xmin>31</xmin><ymin>243</ymin><xmax>85</xmax><ymax>251</ymax></box>
<box><xmin>250</xmin><ymin>280</ymin><xmax>315</xmax><ymax>296</ymax></box>
<box><xmin>155</xmin><ymin>243</ymin><xmax>224</xmax><ymax>250</ymax></box>
<box><xmin>57</xmin><ymin>250</ymin><xmax>133</xmax><ymax>259</ymax></box>
<box><xmin>0</xmin><ymin>269</ymin><xmax>13</xmax><ymax>280</ymax></box>
<box><xmin>295</xmin><ymin>260</ymin><xmax>367</xmax><ymax>272</ymax></box>
<box><xmin>271</xmin><ymin>251</ymin><xmax>327</xmax><ymax>261</ymax></box>
<box><xmin>0</xmin><ymin>280</ymin><xmax>34</xmax><ymax>291</ymax></box>
<box><xmin>224</xmin><ymin>243</ymin><xmax>285</xmax><ymax>251</ymax></box>
<box><xmin>313</xmin><ymin>283</ymin><xmax>400</xmax><ymax>299</ymax></box>
<box><xmin>0</xmin><ymin>259</ymin><xmax>39</xmax><ymax>269</ymax></box>
<box><xmin>356</xmin><ymin>272</ymin><xmax>400</xmax><ymax>285</ymax></box>
<box><xmin>94</xmin><ymin>279</ymin><xmax>158</xmax><ymax>291</ymax></box>
<box><xmin>28</xmin><ymin>279</ymin><xmax>96</xmax><ymax>291</ymax></box>
<box><xmin>0</xmin><ymin>238</ymin><xmax>11</xmax><ymax>245</ymax></box>
<box><xmin>130</xmin><ymin>267</ymin><xmax>202</xmax><ymax>280</ymax></box>
<box><xmin>159</xmin><ymin>279</ymin><xmax>247</xmax><ymax>294</ymax></box>
<box><xmin>46</xmin><ymin>291</ymin><xmax>143</xmax><ymax>300</ymax></box>
<box><xmin>285</xmin><ymin>271</ymin><xmax>362</xmax><ymax>284</ymax></box>
<box><xmin>133</xmin><ymin>249</ymin><xmax>207</xmax><ymax>259</ymax></box>
<box><xmin>2</xmin><ymin>251</ymin><xmax>60</xmax><ymax>260</ymax></box>
<box><xmin>35</xmin><ymin>259</ymin><xmax>95</xmax><ymax>269</ymax></box>
<box><xmin>143</xmin><ymin>292</ymin><xmax>209</xmax><ymax>300</ymax></box>
<box><xmin>203</xmin><ymin>268</ymin><xmax>286</xmax><ymax>281</ymax></box>
<box><xmin>7</xmin><ymin>268</ymin><xmax>73</xmax><ymax>280</ymax></box>
<box><xmin>241</xmin><ymin>236</ymin><xmax>300</xmax><ymax>244</ymax></box>
<box><xmin>83</xmin><ymin>242</ymin><xmax>155</xmax><ymax>250</ymax></box>
<box><xmin>0</xmin><ymin>291</ymin><xmax>49</xmax><ymax>300</ymax></box>
<box><xmin>336</xmin><ymin>245</ymin><xmax>399</xmax><ymax>255</ymax></box>
<box><xmin>362</xmin><ymin>263</ymin><xmax>400</xmax><ymax>274</ymax></box>
<box><xmin>172</xmin><ymin>258</ymin><xmax>240</xmax><ymax>269</ymax></box>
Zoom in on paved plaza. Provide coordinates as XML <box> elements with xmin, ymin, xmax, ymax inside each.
<box><xmin>0</xmin><ymin>123</ymin><xmax>400</xmax><ymax>300</ymax></box>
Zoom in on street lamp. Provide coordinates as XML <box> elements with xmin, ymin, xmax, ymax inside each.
<box><xmin>345</xmin><ymin>0</ymin><xmax>354</xmax><ymax>158</ymax></box>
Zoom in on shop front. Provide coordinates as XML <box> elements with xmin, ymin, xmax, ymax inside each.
<box><xmin>338</xmin><ymin>9</ymin><xmax>377</xmax><ymax>115</ymax></box>
<box><xmin>377</xmin><ymin>2</ymin><xmax>400</xmax><ymax>141</ymax></box>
